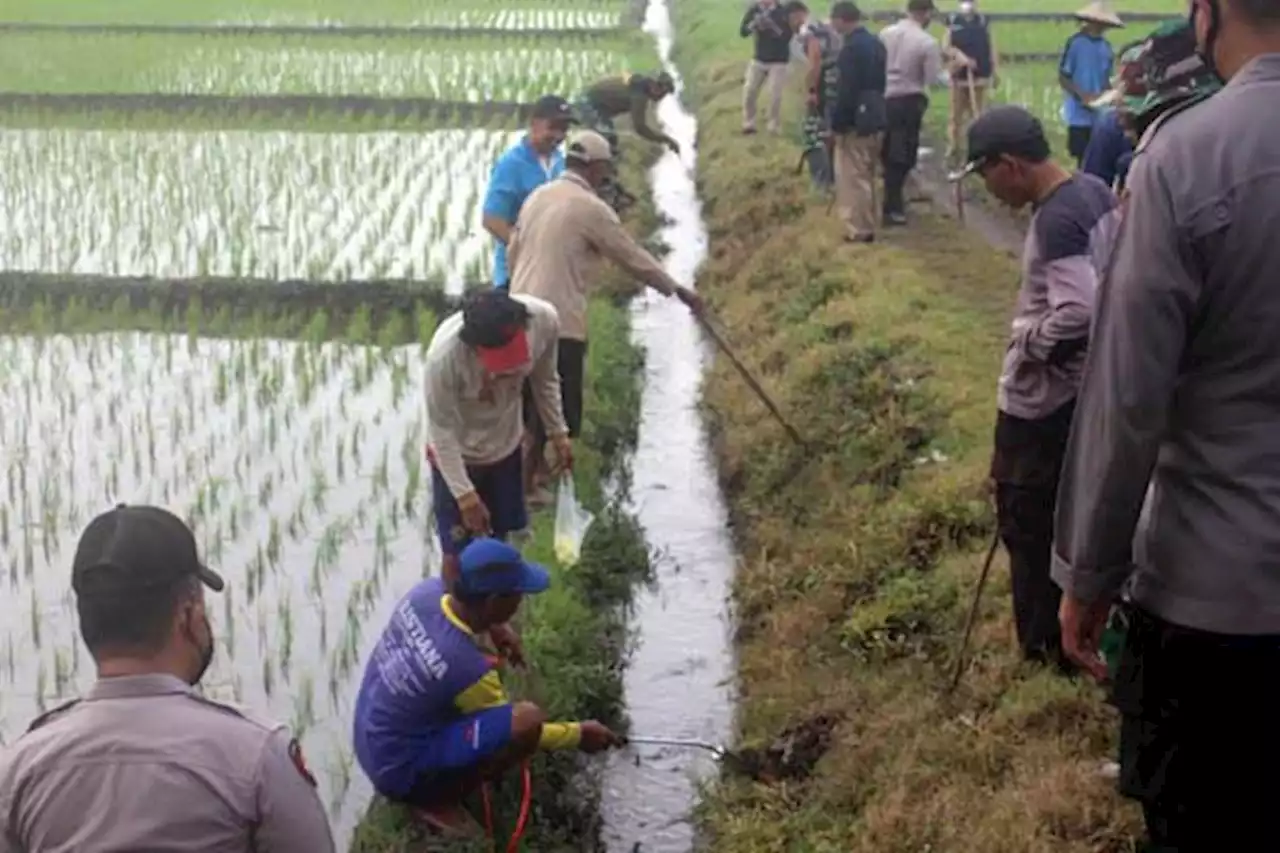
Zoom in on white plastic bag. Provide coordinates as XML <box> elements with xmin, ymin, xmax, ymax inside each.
<box><xmin>554</xmin><ymin>474</ymin><xmax>595</xmax><ymax>567</ymax></box>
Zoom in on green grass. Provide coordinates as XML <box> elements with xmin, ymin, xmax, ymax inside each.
<box><xmin>0</xmin><ymin>0</ymin><xmax>626</xmax><ymax>26</ymax></box>
<box><xmin>0</xmin><ymin>32</ymin><xmax>642</xmax><ymax>99</ymax></box>
<box><xmin>673</xmin><ymin>0</ymin><xmax>1151</xmax><ymax>850</ymax></box>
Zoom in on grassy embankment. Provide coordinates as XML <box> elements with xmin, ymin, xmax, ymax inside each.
<box><xmin>676</xmin><ymin>0</ymin><xmax>1146</xmax><ymax>850</ymax></box>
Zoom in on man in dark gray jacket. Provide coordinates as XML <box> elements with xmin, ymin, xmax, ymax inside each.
<box><xmin>951</xmin><ymin>105</ymin><xmax>1119</xmax><ymax>672</ymax></box>
<box><xmin>1052</xmin><ymin>0</ymin><xmax>1280</xmax><ymax>847</ymax></box>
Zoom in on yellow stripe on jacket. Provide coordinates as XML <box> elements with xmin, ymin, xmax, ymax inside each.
<box><xmin>442</xmin><ymin>595</ymin><xmax>582</xmax><ymax>751</ymax></box>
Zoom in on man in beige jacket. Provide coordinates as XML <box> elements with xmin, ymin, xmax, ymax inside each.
<box><xmin>508</xmin><ymin>129</ymin><xmax>703</xmax><ymax>502</ymax></box>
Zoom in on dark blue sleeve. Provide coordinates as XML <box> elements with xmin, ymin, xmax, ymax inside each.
<box><xmin>1059</xmin><ymin>34</ymin><xmax>1080</xmax><ymax>77</ymax></box>
<box><xmin>1035</xmin><ymin>187</ymin><xmax>1094</xmax><ymax>263</ymax></box>
<box><xmin>1081</xmin><ymin>112</ymin><xmax>1122</xmax><ymax>186</ymax></box>
<box><xmin>831</xmin><ymin>42</ymin><xmax>859</xmax><ymax>132</ymax></box>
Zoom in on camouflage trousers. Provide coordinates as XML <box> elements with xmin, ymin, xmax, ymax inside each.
<box><xmin>572</xmin><ymin>97</ymin><xmax>633</xmax><ymax>213</ymax></box>
<box><xmin>801</xmin><ymin>111</ymin><xmax>833</xmax><ymax>189</ymax></box>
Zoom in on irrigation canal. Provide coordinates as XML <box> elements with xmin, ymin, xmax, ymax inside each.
<box><xmin>598</xmin><ymin>0</ymin><xmax>737</xmax><ymax>848</ymax></box>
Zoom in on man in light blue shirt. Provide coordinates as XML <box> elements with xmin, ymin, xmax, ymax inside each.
<box><xmin>482</xmin><ymin>95</ymin><xmax>577</xmax><ymax>289</ymax></box>
<box><xmin>1058</xmin><ymin>3</ymin><xmax>1123</xmax><ymax>166</ymax></box>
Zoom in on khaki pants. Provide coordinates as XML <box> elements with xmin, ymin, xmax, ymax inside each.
<box><xmin>742</xmin><ymin>60</ymin><xmax>787</xmax><ymax>132</ymax></box>
<box><xmin>833</xmin><ymin>132</ymin><xmax>881</xmax><ymax>239</ymax></box>
<box><xmin>948</xmin><ymin>78</ymin><xmax>989</xmax><ymax>159</ymax></box>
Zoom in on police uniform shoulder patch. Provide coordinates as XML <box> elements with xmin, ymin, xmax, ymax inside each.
<box><xmin>24</xmin><ymin>699</ymin><xmax>81</xmax><ymax>733</ymax></box>
<box><xmin>188</xmin><ymin>691</ymin><xmax>283</xmax><ymax>733</ymax></box>
<box><xmin>288</xmin><ymin>738</ymin><xmax>318</xmax><ymax>788</ymax></box>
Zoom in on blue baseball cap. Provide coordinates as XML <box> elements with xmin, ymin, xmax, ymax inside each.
<box><xmin>456</xmin><ymin>538</ymin><xmax>551</xmax><ymax>597</ymax></box>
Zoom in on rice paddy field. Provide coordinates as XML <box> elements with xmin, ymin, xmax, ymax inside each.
<box><xmin>0</xmin><ymin>0</ymin><xmax>653</xmax><ymax>848</ymax></box>
<box><xmin>0</xmin><ymin>129</ymin><xmax>516</xmax><ymax>284</ymax></box>
<box><xmin>0</xmin><ymin>0</ymin><xmax>626</xmax><ymax>28</ymax></box>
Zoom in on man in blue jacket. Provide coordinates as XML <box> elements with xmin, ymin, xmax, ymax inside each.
<box><xmin>482</xmin><ymin>95</ymin><xmax>577</xmax><ymax>289</ymax></box>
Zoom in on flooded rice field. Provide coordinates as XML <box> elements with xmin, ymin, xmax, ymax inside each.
<box><xmin>1</xmin><ymin>0</ymin><xmax>621</xmax><ymax>30</ymax></box>
<box><xmin>163</xmin><ymin>44</ymin><xmax>622</xmax><ymax>101</ymax></box>
<box><xmin>4</xmin><ymin>35</ymin><xmax>624</xmax><ymax>101</ymax></box>
<box><xmin>0</xmin><ymin>331</ymin><xmax>436</xmax><ymax>839</ymax></box>
<box><xmin>0</xmin><ymin>129</ymin><xmax>516</xmax><ymax>286</ymax></box>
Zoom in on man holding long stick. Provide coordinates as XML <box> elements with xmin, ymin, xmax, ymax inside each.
<box><xmin>508</xmin><ymin>130</ymin><xmax>702</xmax><ymax>505</ymax></box>
<box><xmin>950</xmin><ymin>106</ymin><xmax>1118</xmax><ymax>672</ymax></box>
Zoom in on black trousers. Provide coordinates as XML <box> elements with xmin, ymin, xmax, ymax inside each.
<box><xmin>1114</xmin><ymin>605</ymin><xmax>1280</xmax><ymax>851</ymax></box>
<box><xmin>881</xmin><ymin>93</ymin><xmax>928</xmax><ymax>217</ymax></box>
<box><xmin>522</xmin><ymin>337</ymin><xmax>587</xmax><ymax>451</ymax></box>
<box><xmin>1067</xmin><ymin>125</ymin><xmax>1093</xmax><ymax>167</ymax></box>
<box><xmin>991</xmin><ymin>401</ymin><xmax>1075</xmax><ymax>668</ymax></box>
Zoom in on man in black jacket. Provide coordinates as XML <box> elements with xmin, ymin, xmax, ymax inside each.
<box><xmin>829</xmin><ymin>1</ymin><xmax>887</xmax><ymax>242</ymax></box>
<box><xmin>740</xmin><ymin>0</ymin><xmax>794</xmax><ymax>134</ymax></box>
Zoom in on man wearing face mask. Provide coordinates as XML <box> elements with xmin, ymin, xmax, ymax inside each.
<box><xmin>1053</xmin><ymin>0</ymin><xmax>1280</xmax><ymax>847</ymax></box>
<box><xmin>0</xmin><ymin>504</ymin><xmax>335</xmax><ymax>853</ymax></box>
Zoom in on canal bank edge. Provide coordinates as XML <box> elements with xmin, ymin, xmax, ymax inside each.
<box><xmin>672</xmin><ymin>1</ymin><xmax>1146</xmax><ymax>851</ymax></box>
<box><xmin>347</xmin><ymin>158</ymin><xmax>666</xmax><ymax>853</ymax></box>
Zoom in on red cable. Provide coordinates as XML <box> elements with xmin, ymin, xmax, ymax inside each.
<box><xmin>507</xmin><ymin>760</ymin><xmax>534</xmax><ymax>853</ymax></box>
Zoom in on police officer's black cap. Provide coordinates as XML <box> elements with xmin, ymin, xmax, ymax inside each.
<box><xmin>530</xmin><ymin>95</ymin><xmax>578</xmax><ymax>123</ymax></box>
<box><xmin>72</xmin><ymin>504</ymin><xmax>225</xmax><ymax>596</ymax></box>
<box><xmin>949</xmin><ymin>105</ymin><xmax>1051</xmax><ymax>181</ymax></box>
<box><xmin>460</xmin><ymin>289</ymin><xmax>531</xmax><ymax>349</ymax></box>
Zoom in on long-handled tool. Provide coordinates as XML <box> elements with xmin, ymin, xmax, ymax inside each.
<box><xmin>945</xmin><ymin>530</ymin><xmax>1002</xmax><ymax>695</ymax></box>
<box><xmin>953</xmin><ymin>72</ymin><xmax>982</xmax><ymax>225</ymax></box>
<box><xmin>696</xmin><ymin>314</ymin><xmax>806</xmax><ymax>447</ymax></box>
<box><xmin>625</xmin><ymin>735</ymin><xmax>729</xmax><ymax>758</ymax></box>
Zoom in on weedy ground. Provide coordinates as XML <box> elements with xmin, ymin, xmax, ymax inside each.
<box><xmin>675</xmin><ymin>0</ymin><xmax>1150</xmax><ymax>850</ymax></box>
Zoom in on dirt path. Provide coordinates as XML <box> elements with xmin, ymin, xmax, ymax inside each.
<box><xmin>913</xmin><ymin>146</ymin><xmax>1027</xmax><ymax>258</ymax></box>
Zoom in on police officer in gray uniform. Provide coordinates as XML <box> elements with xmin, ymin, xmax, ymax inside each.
<box><xmin>0</xmin><ymin>504</ymin><xmax>336</xmax><ymax>853</ymax></box>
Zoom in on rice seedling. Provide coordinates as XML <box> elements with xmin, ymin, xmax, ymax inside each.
<box><xmin>0</xmin><ymin>330</ymin><xmax>430</xmax><ymax>827</ymax></box>
<box><xmin>2</xmin><ymin>0</ymin><xmax>627</xmax><ymax>28</ymax></box>
<box><xmin>2</xmin><ymin>36</ymin><xmax>629</xmax><ymax>102</ymax></box>
<box><xmin>0</xmin><ymin>129</ymin><xmax>519</xmax><ymax>288</ymax></box>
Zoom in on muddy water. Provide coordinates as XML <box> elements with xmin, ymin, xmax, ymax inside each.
<box><xmin>598</xmin><ymin>1</ymin><xmax>736</xmax><ymax>849</ymax></box>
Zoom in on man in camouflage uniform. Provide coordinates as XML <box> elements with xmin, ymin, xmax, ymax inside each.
<box><xmin>793</xmin><ymin>1</ymin><xmax>849</xmax><ymax>190</ymax></box>
<box><xmin>572</xmin><ymin>71</ymin><xmax>679</xmax><ymax>212</ymax></box>
<box><xmin>1086</xmin><ymin>19</ymin><xmax>1222</xmax><ymax>197</ymax></box>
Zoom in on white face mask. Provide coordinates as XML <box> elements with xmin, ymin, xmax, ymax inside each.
<box><xmin>958</xmin><ymin>1</ymin><xmax>975</xmax><ymax>12</ymax></box>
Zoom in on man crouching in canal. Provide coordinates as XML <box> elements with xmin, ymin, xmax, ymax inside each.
<box><xmin>424</xmin><ymin>289</ymin><xmax>570</xmax><ymax>664</ymax></box>
<box><xmin>352</xmin><ymin>538</ymin><xmax>622</xmax><ymax>835</ymax></box>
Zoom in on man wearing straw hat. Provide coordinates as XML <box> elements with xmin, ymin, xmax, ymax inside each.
<box><xmin>1058</xmin><ymin>2</ymin><xmax>1124</xmax><ymax>166</ymax></box>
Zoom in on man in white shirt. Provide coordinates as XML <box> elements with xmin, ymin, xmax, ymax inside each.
<box><xmin>879</xmin><ymin>0</ymin><xmax>946</xmax><ymax>225</ymax></box>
